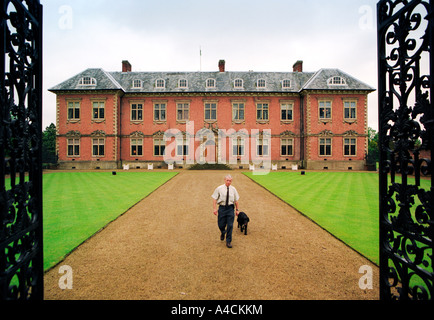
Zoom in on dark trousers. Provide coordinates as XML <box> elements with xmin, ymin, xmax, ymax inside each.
<box><xmin>218</xmin><ymin>205</ymin><xmax>235</xmax><ymax>243</ymax></box>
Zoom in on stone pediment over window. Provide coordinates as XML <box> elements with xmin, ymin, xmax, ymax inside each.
<box><xmin>181</xmin><ymin>130</ymin><xmax>195</xmax><ymax>137</ymax></box>
<box><xmin>130</xmin><ymin>131</ymin><xmax>145</xmax><ymax>138</ymax></box>
<box><xmin>202</xmin><ymin>122</ymin><xmax>219</xmax><ymax>134</ymax></box>
<box><xmin>196</xmin><ymin>125</ymin><xmax>218</xmax><ymax>138</ymax></box>
<box><xmin>280</xmin><ymin>130</ymin><xmax>296</xmax><ymax>137</ymax></box>
<box><xmin>227</xmin><ymin>129</ymin><xmax>249</xmax><ymax>138</ymax></box>
<box><xmin>343</xmin><ymin>130</ymin><xmax>358</xmax><ymax>136</ymax></box>
<box><xmin>318</xmin><ymin>130</ymin><xmax>333</xmax><ymax>136</ymax></box>
<box><xmin>251</xmin><ymin>130</ymin><xmax>272</xmax><ymax>138</ymax></box>
<box><xmin>153</xmin><ymin>130</ymin><xmax>165</xmax><ymax>137</ymax></box>
<box><xmin>66</xmin><ymin>130</ymin><xmax>81</xmax><ymax>137</ymax></box>
<box><xmin>90</xmin><ymin>130</ymin><xmax>106</xmax><ymax>137</ymax></box>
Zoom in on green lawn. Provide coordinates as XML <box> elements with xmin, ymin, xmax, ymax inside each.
<box><xmin>244</xmin><ymin>171</ymin><xmax>430</xmax><ymax>265</ymax></box>
<box><xmin>43</xmin><ymin>171</ymin><xmax>177</xmax><ymax>270</ymax></box>
<box><xmin>7</xmin><ymin>170</ymin><xmax>428</xmax><ymax>272</ymax></box>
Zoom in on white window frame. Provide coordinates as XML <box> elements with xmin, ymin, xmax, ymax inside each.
<box><xmin>67</xmin><ymin>138</ymin><xmax>80</xmax><ymax>157</ymax></box>
<box><xmin>156</xmin><ymin>79</ymin><xmax>165</xmax><ymax>88</ymax></box>
<box><xmin>67</xmin><ymin>100</ymin><xmax>80</xmax><ymax>120</ymax></box>
<box><xmin>176</xmin><ymin>136</ymin><xmax>189</xmax><ymax>156</ymax></box>
<box><xmin>256</xmin><ymin>103</ymin><xmax>269</xmax><ymax>121</ymax></box>
<box><xmin>154</xmin><ymin>102</ymin><xmax>167</xmax><ymax>122</ymax></box>
<box><xmin>132</xmin><ymin>79</ymin><xmax>142</xmax><ymax>88</ymax></box>
<box><xmin>328</xmin><ymin>76</ymin><xmax>346</xmax><ymax>85</ymax></box>
<box><xmin>206</xmin><ymin>78</ymin><xmax>216</xmax><ymax>88</ymax></box>
<box><xmin>319</xmin><ymin>138</ymin><xmax>332</xmax><ymax>156</ymax></box>
<box><xmin>78</xmin><ymin>77</ymin><xmax>96</xmax><ymax>86</ymax></box>
<box><xmin>153</xmin><ymin>137</ymin><xmax>166</xmax><ymax>156</ymax></box>
<box><xmin>231</xmin><ymin>137</ymin><xmax>245</xmax><ymax>157</ymax></box>
<box><xmin>178</xmin><ymin>79</ymin><xmax>188</xmax><ymax>88</ymax></box>
<box><xmin>130</xmin><ymin>138</ymin><xmax>143</xmax><ymax>157</ymax></box>
<box><xmin>130</xmin><ymin>102</ymin><xmax>143</xmax><ymax>121</ymax></box>
<box><xmin>282</xmin><ymin>79</ymin><xmax>291</xmax><ymax>89</ymax></box>
<box><xmin>232</xmin><ymin>102</ymin><xmax>245</xmax><ymax>121</ymax></box>
<box><xmin>280</xmin><ymin>102</ymin><xmax>294</xmax><ymax>121</ymax></box>
<box><xmin>319</xmin><ymin>100</ymin><xmax>332</xmax><ymax>120</ymax></box>
<box><xmin>176</xmin><ymin>102</ymin><xmax>190</xmax><ymax>122</ymax></box>
<box><xmin>344</xmin><ymin>138</ymin><xmax>357</xmax><ymax>156</ymax></box>
<box><xmin>257</xmin><ymin>79</ymin><xmax>266</xmax><ymax>89</ymax></box>
<box><xmin>280</xmin><ymin>138</ymin><xmax>294</xmax><ymax>156</ymax></box>
<box><xmin>234</xmin><ymin>78</ymin><xmax>244</xmax><ymax>89</ymax></box>
<box><xmin>256</xmin><ymin>138</ymin><xmax>269</xmax><ymax>156</ymax></box>
<box><xmin>344</xmin><ymin>100</ymin><xmax>357</xmax><ymax>120</ymax></box>
<box><xmin>92</xmin><ymin>138</ymin><xmax>105</xmax><ymax>157</ymax></box>
<box><xmin>92</xmin><ymin>101</ymin><xmax>105</xmax><ymax>120</ymax></box>
<box><xmin>204</xmin><ymin>102</ymin><xmax>217</xmax><ymax>121</ymax></box>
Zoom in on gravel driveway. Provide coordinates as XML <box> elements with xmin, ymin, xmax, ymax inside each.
<box><xmin>44</xmin><ymin>170</ymin><xmax>379</xmax><ymax>300</ymax></box>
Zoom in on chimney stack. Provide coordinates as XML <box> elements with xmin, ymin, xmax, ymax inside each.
<box><xmin>122</xmin><ymin>60</ymin><xmax>132</xmax><ymax>72</ymax></box>
<box><xmin>293</xmin><ymin>60</ymin><xmax>303</xmax><ymax>72</ymax></box>
<box><xmin>218</xmin><ymin>60</ymin><xmax>225</xmax><ymax>72</ymax></box>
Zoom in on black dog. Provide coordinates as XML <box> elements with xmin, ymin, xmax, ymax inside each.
<box><xmin>237</xmin><ymin>211</ymin><xmax>250</xmax><ymax>235</ymax></box>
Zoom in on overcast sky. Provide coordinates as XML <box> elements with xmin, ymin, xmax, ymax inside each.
<box><xmin>41</xmin><ymin>0</ymin><xmax>379</xmax><ymax>130</ymax></box>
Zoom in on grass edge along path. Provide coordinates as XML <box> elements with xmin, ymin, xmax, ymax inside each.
<box><xmin>42</xmin><ymin>171</ymin><xmax>178</xmax><ymax>271</ymax></box>
<box><xmin>243</xmin><ymin>171</ymin><xmax>380</xmax><ymax>265</ymax></box>
<box><xmin>244</xmin><ymin>171</ymin><xmax>431</xmax><ymax>266</ymax></box>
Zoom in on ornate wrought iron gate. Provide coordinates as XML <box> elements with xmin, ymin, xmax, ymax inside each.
<box><xmin>0</xmin><ymin>0</ymin><xmax>43</xmax><ymax>300</ymax></box>
<box><xmin>378</xmin><ymin>0</ymin><xmax>433</xmax><ymax>300</ymax></box>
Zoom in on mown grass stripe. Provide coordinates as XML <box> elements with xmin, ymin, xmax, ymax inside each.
<box><xmin>41</xmin><ymin>171</ymin><xmax>177</xmax><ymax>270</ymax></box>
<box><xmin>244</xmin><ymin>171</ymin><xmax>380</xmax><ymax>264</ymax></box>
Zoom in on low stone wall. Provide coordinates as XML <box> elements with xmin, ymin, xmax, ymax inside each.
<box><xmin>58</xmin><ymin>160</ymin><xmax>118</xmax><ymax>170</ymax></box>
<box><xmin>58</xmin><ymin>159</ymin><xmax>367</xmax><ymax>171</ymax></box>
<box><xmin>306</xmin><ymin>160</ymin><xmax>365</xmax><ymax>171</ymax></box>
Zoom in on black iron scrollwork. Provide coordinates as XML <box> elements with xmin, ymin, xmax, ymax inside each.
<box><xmin>378</xmin><ymin>0</ymin><xmax>433</xmax><ymax>300</ymax></box>
<box><xmin>0</xmin><ymin>0</ymin><xmax>43</xmax><ymax>300</ymax></box>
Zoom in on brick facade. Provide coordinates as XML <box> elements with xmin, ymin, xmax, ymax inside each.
<box><xmin>50</xmin><ymin>60</ymin><xmax>375</xmax><ymax>170</ymax></box>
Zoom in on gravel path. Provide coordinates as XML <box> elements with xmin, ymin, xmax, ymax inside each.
<box><xmin>44</xmin><ymin>170</ymin><xmax>379</xmax><ymax>300</ymax></box>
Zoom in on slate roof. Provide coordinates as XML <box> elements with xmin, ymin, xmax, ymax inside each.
<box><xmin>49</xmin><ymin>68</ymin><xmax>375</xmax><ymax>93</ymax></box>
<box><xmin>302</xmin><ymin>68</ymin><xmax>374</xmax><ymax>91</ymax></box>
<box><xmin>49</xmin><ymin>68</ymin><xmax>123</xmax><ymax>91</ymax></box>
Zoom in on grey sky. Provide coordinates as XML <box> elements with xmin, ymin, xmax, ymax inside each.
<box><xmin>42</xmin><ymin>0</ymin><xmax>379</xmax><ymax>130</ymax></box>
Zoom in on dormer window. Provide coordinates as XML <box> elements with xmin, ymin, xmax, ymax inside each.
<box><xmin>234</xmin><ymin>79</ymin><xmax>243</xmax><ymax>89</ymax></box>
<box><xmin>78</xmin><ymin>77</ymin><xmax>96</xmax><ymax>86</ymax></box>
<box><xmin>156</xmin><ymin>79</ymin><xmax>165</xmax><ymax>88</ymax></box>
<box><xmin>282</xmin><ymin>79</ymin><xmax>291</xmax><ymax>89</ymax></box>
<box><xmin>257</xmin><ymin>79</ymin><xmax>266</xmax><ymax>88</ymax></box>
<box><xmin>132</xmin><ymin>79</ymin><xmax>142</xmax><ymax>88</ymax></box>
<box><xmin>178</xmin><ymin>79</ymin><xmax>188</xmax><ymax>88</ymax></box>
<box><xmin>328</xmin><ymin>76</ymin><xmax>346</xmax><ymax>85</ymax></box>
<box><xmin>206</xmin><ymin>78</ymin><xmax>216</xmax><ymax>88</ymax></box>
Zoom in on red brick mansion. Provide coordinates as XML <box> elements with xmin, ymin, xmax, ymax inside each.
<box><xmin>49</xmin><ymin>60</ymin><xmax>375</xmax><ymax>170</ymax></box>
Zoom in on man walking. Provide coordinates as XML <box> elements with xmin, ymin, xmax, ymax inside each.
<box><xmin>212</xmin><ymin>174</ymin><xmax>240</xmax><ymax>248</ymax></box>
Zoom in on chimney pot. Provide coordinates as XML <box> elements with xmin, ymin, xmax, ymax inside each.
<box><xmin>218</xmin><ymin>60</ymin><xmax>225</xmax><ymax>72</ymax></box>
<box><xmin>122</xmin><ymin>60</ymin><xmax>132</xmax><ymax>72</ymax></box>
<box><xmin>293</xmin><ymin>60</ymin><xmax>303</xmax><ymax>72</ymax></box>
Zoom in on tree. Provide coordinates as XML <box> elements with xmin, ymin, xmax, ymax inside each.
<box><xmin>367</xmin><ymin>127</ymin><xmax>379</xmax><ymax>165</ymax></box>
<box><xmin>42</xmin><ymin>123</ymin><xmax>57</xmax><ymax>164</ymax></box>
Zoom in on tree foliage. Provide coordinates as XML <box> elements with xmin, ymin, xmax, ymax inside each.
<box><xmin>42</xmin><ymin>123</ymin><xmax>57</xmax><ymax>164</ymax></box>
<box><xmin>367</xmin><ymin>127</ymin><xmax>379</xmax><ymax>165</ymax></box>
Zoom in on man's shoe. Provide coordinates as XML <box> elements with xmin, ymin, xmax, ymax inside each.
<box><xmin>220</xmin><ymin>233</ymin><xmax>225</xmax><ymax>241</ymax></box>
<box><xmin>226</xmin><ymin>242</ymin><xmax>232</xmax><ymax>248</ymax></box>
